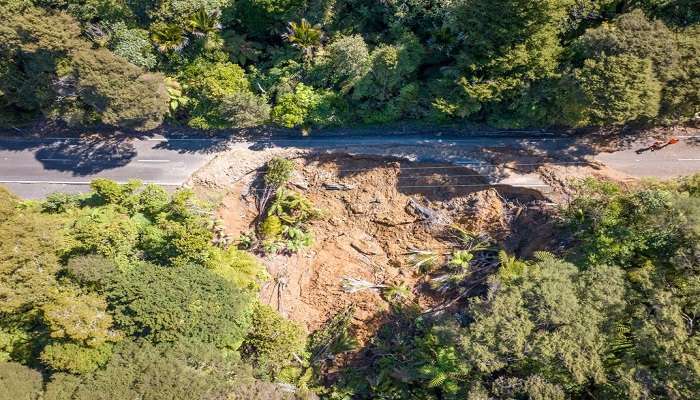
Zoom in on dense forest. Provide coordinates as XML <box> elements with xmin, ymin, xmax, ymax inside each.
<box><xmin>1</xmin><ymin>171</ymin><xmax>699</xmax><ymax>399</ymax></box>
<box><xmin>1</xmin><ymin>0</ymin><xmax>698</xmax><ymax>132</ymax></box>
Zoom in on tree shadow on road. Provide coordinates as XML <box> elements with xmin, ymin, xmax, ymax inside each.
<box><xmin>33</xmin><ymin>137</ymin><xmax>137</xmax><ymax>175</ymax></box>
<box><xmin>0</xmin><ymin>135</ymin><xmax>138</xmax><ymax>175</ymax></box>
<box><xmin>151</xmin><ymin>137</ymin><xmax>231</xmax><ymax>154</ymax></box>
<box><xmin>150</xmin><ymin>126</ymin><xmax>281</xmax><ymax>154</ymax></box>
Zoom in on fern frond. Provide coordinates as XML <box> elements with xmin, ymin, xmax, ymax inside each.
<box><xmin>428</xmin><ymin>371</ymin><xmax>447</xmax><ymax>388</ymax></box>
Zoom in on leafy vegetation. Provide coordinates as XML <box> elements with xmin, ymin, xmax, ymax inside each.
<box><xmin>0</xmin><ymin>182</ymin><xmax>309</xmax><ymax>399</ymax></box>
<box><xmin>1</xmin><ymin>169</ymin><xmax>699</xmax><ymax>399</ymax></box>
<box><xmin>323</xmin><ymin>175</ymin><xmax>700</xmax><ymax>399</ymax></box>
<box><xmin>1</xmin><ymin>1</ymin><xmax>697</xmax><ymax>130</ymax></box>
<box><xmin>253</xmin><ymin>158</ymin><xmax>320</xmax><ymax>254</ymax></box>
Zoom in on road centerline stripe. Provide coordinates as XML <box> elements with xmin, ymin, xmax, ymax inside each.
<box><xmin>136</xmin><ymin>159</ymin><xmax>170</xmax><ymax>163</ymax></box>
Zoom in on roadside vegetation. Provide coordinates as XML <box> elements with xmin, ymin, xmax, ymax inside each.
<box><xmin>1</xmin><ymin>158</ymin><xmax>698</xmax><ymax>399</ymax></box>
<box><xmin>0</xmin><ymin>180</ymin><xmax>312</xmax><ymax>399</ymax></box>
<box><xmin>1</xmin><ymin>1</ymin><xmax>697</xmax><ymax>132</ymax></box>
<box><xmin>323</xmin><ymin>174</ymin><xmax>700</xmax><ymax>399</ymax></box>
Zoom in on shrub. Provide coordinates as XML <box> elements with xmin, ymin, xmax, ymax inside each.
<box><xmin>40</xmin><ymin>342</ymin><xmax>113</xmax><ymax>374</ymax></box>
<box><xmin>47</xmin><ymin>340</ymin><xmax>253</xmax><ymax>400</ymax></box>
<box><xmin>219</xmin><ymin>90</ymin><xmax>271</xmax><ymax>128</ymax></box>
<box><xmin>105</xmin><ymin>263</ymin><xmax>253</xmax><ymax>348</ymax></box>
<box><xmin>109</xmin><ymin>22</ymin><xmax>156</xmax><ymax>69</ymax></box>
<box><xmin>264</xmin><ymin>157</ymin><xmax>294</xmax><ymax>188</ymax></box>
<box><xmin>139</xmin><ymin>217</ymin><xmax>217</xmax><ymax>267</ymax></box>
<box><xmin>352</xmin><ymin>33</ymin><xmax>425</xmax><ymax>121</ymax></box>
<box><xmin>230</xmin><ymin>0</ymin><xmax>305</xmax><ymax>39</ymax></box>
<box><xmin>566</xmin><ymin>55</ymin><xmax>661</xmax><ymax>126</ymax></box>
<box><xmin>42</xmin><ymin>292</ymin><xmax>118</xmax><ymax>347</ymax></box>
<box><xmin>324</xmin><ymin>34</ymin><xmax>370</xmax><ymax>91</ymax></box>
<box><xmin>90</xmin><ymin>178</ymin><xmax>141</xmax><ymax>207</ymax></box>
<box><xmin>572</xmin><ymin>9</ymin><xmax>680</xmax><ymax>79</ymax></box>
<box><xmin>64</xmin><ymin>255</ymin><xmax>117</xmax><ymax>289</ymax></box>
<box><xmin>268</xmin><ymin>189</ymin><xmax>319</xmax><ymax>226</ymax></box>
<box><xmin>153</xmin><ymin>0</ymin><xmax>231</xmax><ymax>22</ymax></box>
<box><xmin>563</xmin><ymin>179</ymin><xmax>690</xmax><ymax>267</ymax></box>
<box><xmin>446</xmin><ymin>0</ymin><xmax>567</xmax><ymax>118</ymax></box>
<box><xmin>181</xmin><ymin>60</ymin><xmax>252</xmax><ymax>129</ymax></box>
<box><xmin>660</xmin><ymin>26</ymin><xmax>700</xmax><ymax>121</ymax></box>
<box><xmin>69</xmin><ymin>206</ymin><xmax>140</xmax><ymax>268</ymax></box>
<box><xmin>260</xmin><ymin>214</ymin><xmax>283</xmax><ymax>239</ymax></box>
<box><xmin>73</xmin><ymin>48</ymin><xmax>169</xmax><ymax>130</ymax></box>
<box><xmin>137</xmin><ymin>184</ymin><xmax>170</xmax><ymax>217</ymax></box>
<box><xmin>261</xmin><ymin>189</ymin><xmax>319</xmax><ymax>253</ymax></box>
<box><xmin>241</xmin><ymin>302</ymin><xmax>306</xmax><ymax>378</ymax></box>
<box><xmin>209</xmin><ymin>248</ymin><xmax>268</xmax><ymax>290</ymax></box>
<box><xmin>271</xmin><ymin>83</ymin><xmax>322</xmax><ymax>128</ymax></box>
<box><xmin>0</xmin><ymin>362</ymin><xmax>43</xmax><ymax>400</ymax></box>
<box><xmin>42</xmin><ymin>192</ymin><xmax>82</xmax><ymax>213</ymax></box>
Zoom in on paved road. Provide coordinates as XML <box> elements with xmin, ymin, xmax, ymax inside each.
<box><xmin>0</xmin><ymin>133</ymin><xmax>698</xmax><ymax>198</ymax></box>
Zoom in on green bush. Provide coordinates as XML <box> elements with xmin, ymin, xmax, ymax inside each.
<box><xmin>230</xmin><ymin>0</ymin><xmax>305</xmax><ymax>39</ymax></box>
<box><xmin>69</xmin><ymin>206</ymin><xmax>140</xmax><ymax>268</ymax></box>
<box><xmin>660</xmin><ymin>26</ymin><xmax>700</xmax><ymax>122</ymax></box>
<box><xmin>137</xmin><ymin>184</ymin><xmax>170</xmax><ymax>218</ymax></box>
<box><xmin>64</xmin><ymin>255</ymin><xmax>117</xmax><ymax>289</ymax></box>
<box><xmin>446</xmin><ymin>0</ymin><xmax>567</xmax><ymax>119</ymax></box>
<box><xmin>109</xmin><ymin>22</ymin><xmax>156</xmax><ymax>69</ymax></box>
<box><xmin>42</xmin><ymin>192</ymin><xmax>82</xmax><ymax>213</ymax></box>
<box><xmin>90</xmin><ymin>178</ymin><xmax>141</xmax><ymax>207</ymax></box>
<box><xmin>0</xmin><ymin>361</ymin><xmax>43</xmax><ymax>400</ymax></box>
<box><xmin>140</xmin><ymin>217</ymin><xmax>217</xmax><ymax>267</ymax></box>
<box><xmin>271</xmin><ymin>83</ymin><xmax>322</xmax><ymax>128</ymax></box>
<box><xmin>353</xmin><ymin>34</ymin><xmax>424</xmax><ymax>110</ymax></box>
<box><xmin>264</xmin><ymin>157</ymin><xmax>295</xmax><ymax>188</ymax></box>
<box><xmin>260</xmin><ymin>214</ymin><xmax>283</xmax><ymax>239</ymax></box>
<box><xmin>41</xmin><ymin>291</ymin><xmax>118</xmax><ymax>346</ymax></box>
<box><xmin>324</xmin><ymin>34</ymin><xmax>370</xmax><ymax>91</ymax></box>
<box><xmin>105</xmin><ymin>263</ymin><xmax>253</xmax><ymax>348</ymax></box>
<box><xmin>46</xmin><ymin>340</ymin><xmax>253</xmax><ymax>400</ymax></box>
<box><xmin>563</xmin><ymin>178</ymin><xmax>688</xmax><ymax>266</ymax></box>
<box><xmin>242</xmin><ymin>302</ymin><xmax>306</xmax><ymax>378</ymax></box>
<box><xmin>40</xmin><ymin>342</ymin><xmax>113</xmax><ymax>374</ymax></box>
<box><xmin>572</xmin><ymin>9</ymin><xmax>680</xmax><ymax>79</ymax></box>
<box><xmin>73</xmin><ymin>49</ymin><xmax>169</xmax><ymax>130</ymax></box>
<box><xmin>566</xmin><ymin>55</ymin><xmax>662</xmax><ymax>126</ymax></box>
<box><xmin>181</xmin><ymin>60</ymin><xmax>252</xmax><ymax>129</ymax></box>
<box><xmin>219</xmin><ymin>90</ymin><xmax>271</xmax><ymax>128</ymax></box>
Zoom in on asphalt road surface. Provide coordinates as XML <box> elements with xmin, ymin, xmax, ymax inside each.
<box><xmin>0</xmin><ymin>133</ymin><xmax>698</xmax><ymax>198</ymax></box>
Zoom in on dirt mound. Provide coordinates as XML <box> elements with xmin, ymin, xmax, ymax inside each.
<box><xmin>217</xmin><ymin>154</ymin><xmax>555</xmax><ymax>341</ymax></box>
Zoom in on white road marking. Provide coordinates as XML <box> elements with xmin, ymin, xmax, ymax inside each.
<box><xmin>0</xmin><ymin>180</ymin><xmax>180</xmax><ymax>186</ymax></box>
<box><xmin>397</xmin><ymin>184</ymin><xmax>550</xmax><ymax>188</ymax></box>
<box><xmin>144</xmin><ymin>138</ymin><xmax>224</xmax><ymax>142</ymax></box>
<box><xmin>678</xmin><ymin>158</ymin><xmax>700</xmax><ymax>161</ymax></box>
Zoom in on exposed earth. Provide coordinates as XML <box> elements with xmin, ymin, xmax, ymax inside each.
<box><xmin>190</xmin><ymin>146</ymin><xmax>631</xmax><ymax>342</ymax></box>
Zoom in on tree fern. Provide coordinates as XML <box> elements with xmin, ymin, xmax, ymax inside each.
<box><xmin>533</xmin><ymin>250</ymin><xmax>556</xmax><ymax>262</ymax></box>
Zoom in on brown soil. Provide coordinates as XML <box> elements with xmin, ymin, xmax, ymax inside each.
<box><xmin>216</xmin><ymin>154</ymin><xmax>557</xmax><ymax>342</ymax></box>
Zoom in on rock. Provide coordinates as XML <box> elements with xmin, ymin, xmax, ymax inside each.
<box><xmin>323</xmin><ymin>182</ymin><xmax>355</xmax><ymax>191</ymax></box>
<box><xmin>351</xmin><ymin>240</ymin><xmax>383</xmax><ymax>256</ymax></box>
<box><xmin>348</xmin><ymin>232</ymin><xmax>384</xmax><ymax>256</ymax></box>
<box><xmin>289</xmin><ymin>170</ymin><xmax>309</xmax><ymax>190</ymax></box>
<box><xmin>453</xmin><ymin>189</ymin><xmax>508</xmax><ymax>238</ymax></box>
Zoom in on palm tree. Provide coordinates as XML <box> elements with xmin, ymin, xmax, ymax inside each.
<box><xmin>283</xmin><ymin>19</ymin><xmax>322</xmax><ymax>61</ymax></box>
<box><xmin>150</xmin><ymin>22</ymin><xmax>188</xmax><ymax>53</ymax></box>
<box><xmin>187</xmin><ymin>8</ymin><xmax>221</xmax><ymax>38</ymax></box>
<box><xmin>187</xmin><ymin>8</ymin><xmax>223</xmax><ymax>50</ymax></box>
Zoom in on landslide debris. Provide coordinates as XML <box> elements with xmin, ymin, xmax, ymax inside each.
<box><xmin>215</xmin><ymin>154</ymin><xmax>558</xmax><ymax>342</ymax></box>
